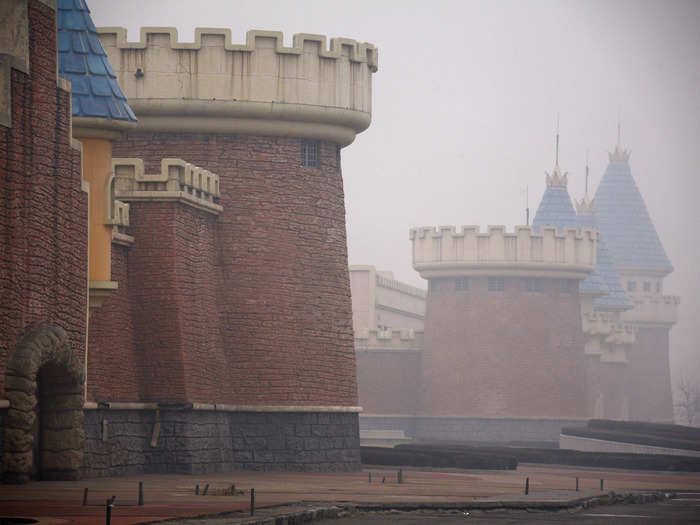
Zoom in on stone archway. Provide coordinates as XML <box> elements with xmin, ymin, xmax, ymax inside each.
<box><xmin>3</xmin><ymin>324</ymin><xmax>85</xmax><ymax>483</ymax></box>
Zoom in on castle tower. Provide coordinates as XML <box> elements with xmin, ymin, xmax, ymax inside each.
<box><xmin>575</xmin><ymin>196</ymin><xmax>635</xmax><ymax>420</ymax></box>
<box><xmin>411</xmin><ymin>224</ymin><xmax>597</xmax><ymax>442</ymax></box>
<box><xmin>78</xmin><ymin>26</ymin><xmax>378</xmax><ymax>473</ymax></box>
<box><xmin>593</xmin><ymin>134</ymin><xmax>678</xmax><ymax>421</ymax></box>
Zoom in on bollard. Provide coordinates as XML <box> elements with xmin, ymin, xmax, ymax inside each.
<box><xmin>368</xmin><ymin>472</ymin><xmax>372</xmax><ymax>483</ymax></box>
<box><xmin>250</xmin><ymin>488</ymin><xmax>255</xmax><ymax>516</ymax></box>
<box><xmin>575</xmin><ymin>477</ymin><xmax>579</xmax><ymax>492</ymax></box>
<box><xmin>600</xmin><ymin>479</ymin><xmax>604</xmax><ymax>491</ymax></box>
<box><xmin>382</xmin><ymin>476</ymin><xmax>385</xmax><ymax>484</ymax></box>
<box><xmin>105</xmin><ymin>498</ymin><xmax>113</xmax><ymax>525</ymax></box>
<box><xmin>231</xmin><ymin>484</ymin><xmax>236</xmax><ymax>495</ymax></box>
<box><xmin>195</xmin><ymin>484</ymin><xmax>199</xmax><ymax>495</ymax></box>
<box><xmin>525</xmin><ymin>477</ymin><xmax>529</xmax><ymax>495</ymax></box>
<box><xmin>82</xmin><ymin>488</ymin><xmax>88</xmax><ymax>506</ymax></box>
<box><xmin>398</xmin><ymin>469</ymin><xmax>403</xmax><ymax>484</ymax></box>
<box><xmin>138</xmin><ymin>481</ymin><xmax>144</xmax><ymax>506</ymax></box>
<box><xmin>202</xmin><ymin>483</ymin><xmax>209</xmax><ymax>496</ymax></box>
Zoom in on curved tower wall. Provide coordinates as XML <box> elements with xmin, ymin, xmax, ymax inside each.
<box><xmin>80</xmin><ymin>28</ymin><xmax>377</xmax><ymax>474</ymax></box>
<box><xmin>411</xmin><ymin>226</ymin><xmax>597</xmax><ymax>441</ymax></box>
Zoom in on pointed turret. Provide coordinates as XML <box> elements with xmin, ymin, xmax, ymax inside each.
<box><xmin>58</xmin><ymin>0</ymin><xmax>136</xmax><ymax>134</ymax></box>
<box><xmin>576</xmin><ymin>197</ymin><xmax>632</xmax><ymax>311</ymax></box>
<box><xmin>532</xmin><ymin>129</ymin><xmax>578</xmax><ymax>230</ymax></box>
<box><xmin>593</xmin><ymin>131</ymin><xmax>672</xmax><ymax>274</ymax></box>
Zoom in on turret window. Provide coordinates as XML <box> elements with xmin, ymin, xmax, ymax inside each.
<box><xmin>301</xmin><ymin>139</ymin><xmax>319</xmax><ymax>168</ymax></box>
<box><xmin>524</xmin><ymin>278</ymin><xmax>542</xmax><ymax>293</ymax></box>
<box><xmin>488</xmin><ymin>277</ymin><xmax>504</xmax><ymax>292</ymax></box>
<box><xmin>627</xmin><ymin>281</ymin><xmax>637</xmax><ymax>292</ymax></box>
<box><xmin>455</xmin><ymin>278</ymin><xmax>469</xmax><ymax>291</ymax></box>
<box><xmin>643</xmin><ymin>281</ymin><xmax>651</xmax><ymax>292</ymax></box>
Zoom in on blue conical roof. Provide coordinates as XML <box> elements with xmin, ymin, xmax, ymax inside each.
<box><xmin>577</xmin><ymin>204</ymin><xmax>632</xmax><ymax>311</ymax></box>
<box><xmin>593</xmin><ymin>147</ymin><xmax>672</xmax><ymax>274</ymax></box>
<box><xmin>532</xmin><ymin>165</ymin><xmax>578</xmax><ymax>230</ymax></box>
<box><xmin>57</xmin><ymin>0</ymin><xmax>136</xmax><ymax>122</ymax></box>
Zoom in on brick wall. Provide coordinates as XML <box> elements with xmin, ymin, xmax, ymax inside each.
<box><xmin>626</xmin><ymin>326</ymin><xmax>673</xmax><ymax>421</ymax></box>
<box><xmin>356</xmin><ymin>351</ymin><xmax>420</xmax><ymax>414</ymax></box>
<box><xmin>0</xmin><ymin>0</ymin><xmax>87</xmax><ymax>396</ymax></box>
<box><xmin>87</xmin><ymin>244</ymin><xmax>140</xmax><ymax>401</ymax></box>
<box><xmin>109</xmin><ymin>133</ymin><xmax>357</xmax><ymax>406</ymax></box>
<box><xmin>420</xmin><ymin>277</ymin><xmax>587</xmax><ymax>417</ymax></box>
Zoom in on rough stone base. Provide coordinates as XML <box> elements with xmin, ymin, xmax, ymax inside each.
<box><xmin>83</xmin><ymin>410</ymin><xmax>360</xmax><ymax>477</ymax></box>
<box><xmin>360</xmin><ymin>415</ymin><xmax>587</xmax><ymax>445</ymax></box>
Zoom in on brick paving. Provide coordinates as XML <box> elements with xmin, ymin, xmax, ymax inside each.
<box><xmin>1</xmin><ymin>465</ymin><xmax>699</xmax><ymax>524</ymax></box>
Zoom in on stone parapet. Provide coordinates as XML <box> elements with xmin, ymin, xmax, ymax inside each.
<box><xmin>354</xmin><ymin>329</ymin><xmax>423</xmax><ymax>352</ymax></box>
<box><xmin>97</xmin><ymin>28</ymin><xmax>378</xmax><ymax>146</ymax></box>
<box><xmin>113</xmin><ymin>157</ymin><xmax>222</xmax><ymax>214</ymax></box>
<box><xmin>582</xmin><ymin>310</ymin><xmax>636</xmax><ymax>344</ymax></box>
<box><xmin>411</xmin><ymin>225</ymin><xmax>597</xmax><ymax>279</ymax></box>
<box><xmin>622</xmin><ymin>294</ymin><xmax>679</xmax><ymax>327</ymax></box>
<box><xmin>376</xmin><ymin>274</ymin><xmax>427</xmax><ymax>299</ymax></box>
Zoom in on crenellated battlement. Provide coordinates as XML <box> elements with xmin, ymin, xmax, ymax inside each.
<box><xmin>113</xmin><ymin>158</ymin><xmax>223</xmax><ymax>215</ymax></box>
<box><xmin>97</xmin><ymin>28</ymin><xmax>378</xmax><ymax>146</ymax></box>
<box><xmin>410</xmin><ymin>225</ymin><xmax>597</xmax><ymax>279</ymax></box>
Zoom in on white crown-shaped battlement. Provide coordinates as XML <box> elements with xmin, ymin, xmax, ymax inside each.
<box><xmin>575</xmin><ymin>195</ymin><xmax>596</xmax><ymax>215</ymax></box>
<box><xmin>113</xmin><ymin>158</ymin><xmax>222</xmax><ymax>214</ymax></box>
<box><xmin>410</xmin><ymin>225</ymin><xmax>598</xmax><ymax>279</ymax></box>
<box><xmin>545</xmin><ymin>164</ymin><xmax>568</xmax><ymax>189</ymax></box>
<box><xmin>608</xmin><ymin>143</ymin><xmax>631</xmax><ymax>163</ymax></box>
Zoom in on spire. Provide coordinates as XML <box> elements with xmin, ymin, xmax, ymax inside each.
<box><xmin>609</xmin><ymin>115</ymin><xmax>631</xmax><ymax>163</ymax></box>
<box><xmin>576</xmin><ymin>150</ymin><xmax>595</xmax><ymax>215</ymax></box>
<box><xmin>545</xmin><ymin>116</ymin><xmax>568</xmax><ymax>189</ymax></box>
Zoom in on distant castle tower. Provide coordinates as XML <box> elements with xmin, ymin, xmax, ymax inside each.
<box><xmin>589</xmin><ymin>129</ymin><xmax>678</xmax><ymax>421</ymax></box>
<box><xmin>410</xmin><ymin>221</ymin><xmax>597</xmax><ymax>439</ymax></box>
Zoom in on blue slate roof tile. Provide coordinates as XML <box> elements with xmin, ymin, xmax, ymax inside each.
<box><xmin>58</xmin><ymin>0</ymin><xmax>136</xmax><ymax>123</ymax></box>
<box><xmin>593</xmin><ymin>154</ymin><xmax>672</xmax><ymax>273</ymax></box>
<box><xmin>532</xmin><ymin>187</ymin><xmax>578</xmax><ymax>230</ymax></box>
<box><xmin>577</xmin><ymin>210</ymin><xmax>632</xmax><ymax>310</ymax></box>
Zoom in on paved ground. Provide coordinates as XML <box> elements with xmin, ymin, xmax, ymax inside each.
<box><xmin>1</xmin><ymin>465</ymin><xmax>699</xmax><ymax>524</ymax></box>
<box><xmin>317</xmin><ymin>494</ymin><xmax>700</xmax><ymax>523</ymax></box>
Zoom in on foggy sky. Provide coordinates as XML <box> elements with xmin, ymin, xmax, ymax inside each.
<box><xmin>89</xmin><ymin>0</ymin><xmax>700</xmax><ymax>391</ymax></box>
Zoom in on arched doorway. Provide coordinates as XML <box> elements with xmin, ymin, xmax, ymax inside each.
<box><xmin>3</xmin><ymin>324</ymin><xmax>84</xmax><ymax>483</ymax></box>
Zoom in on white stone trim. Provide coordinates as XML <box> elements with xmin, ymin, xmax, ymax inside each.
<box><xmin>82</xmin><ymin>401</ymin><xmax>362</xmax><ymax>413</ymax></box>
<box><xmin>560</xmin><ymin>434</ymin><xmax>700</xmax><ymax>457</ymax></box>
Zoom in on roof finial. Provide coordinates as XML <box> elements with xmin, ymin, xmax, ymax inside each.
<box><xmin>585</xmin><ymin>149</ymin><xmax>590</xmax><ymax>198</ymax></box>
<box><xmin>609</xmin><ymin>109</ymin><xmax>631</xmax><ymax>163</ymax></box>
<box><xmin>555</xmin><ymin>113</ymin><xmax>560</xmax><ymax>167</ymax></box>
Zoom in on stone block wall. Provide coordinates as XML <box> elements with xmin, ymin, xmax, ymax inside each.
<box><xmin>83</xmin><ymin>409</ymin><xmax>360</xmax><ymax>477</ymax></box>
<box><xmin>0</xmin><ymin>0</ymin><xmax>87</xmax><ymax>396</ymax></box>
<box><xmin>109</xmin><ymin>133</ymin><xmax>357</xmax><ymax>407</ymax></box>
<box><xmin>421</xmin><ymin>277</ymin><xmax>587</xmax><ymax>418</ymax></box>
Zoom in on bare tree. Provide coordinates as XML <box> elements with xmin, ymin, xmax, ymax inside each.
<box><xmin>675</xmin><ymin>375</ymin><xmax>700</xmax><ymax>426</ymax></box>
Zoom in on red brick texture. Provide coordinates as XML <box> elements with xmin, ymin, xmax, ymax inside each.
<box><xmin>420</xmin><ymin>277</ymin><xmax>587</xmax><ymax>418</ymax></box>
<box><xmin>625</xmin><ymin>326</ymin><xmax>673</xmax><ymax>421</ymax></box>
<box><xmin>87</xmin><ymin>244</ymin><xmax>140</xmax><ymax>401</ymax></box>
<box><xmin>0</xmin><ymin>0</ymin><xmax>87</xmax><ymax>396</ymax></box>
<box><xmin>103</xmin><ymin>133</ymin><xmax>357</xmax><ymax>406</ymax></box>
<box><xmin>356</xmin><ymin>351</ymin><xmax>421</xmax><ymax>414</ymax></box>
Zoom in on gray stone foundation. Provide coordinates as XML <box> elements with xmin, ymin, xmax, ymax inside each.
<box><xmin>360</xmin><ymin>415</ymin><xmax>587</xmax><ymax>445</ymax></box>
<box><xmin>83</xmin><ymin>410</ymin><xmax>360</xmax><ymax>477</ymax></box>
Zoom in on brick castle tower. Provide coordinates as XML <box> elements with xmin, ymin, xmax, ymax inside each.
<box><xmin>1</xmin><ymin>0</ymin><xmax>378</xmax><ymax>481</ymax></box>
<box><xmin>410</xmin><ymin>219</ymin><xmax>597</xmax><ymax>441</ymax></box>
